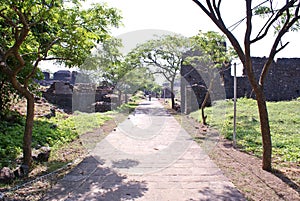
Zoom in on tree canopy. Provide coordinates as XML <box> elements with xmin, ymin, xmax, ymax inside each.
<box><xmin>128</xmin><ymin>34</ymin><xmax>190</xmax><ymax>109</ymax></box>
<box><xmin>0</xmin><ymin>0</ymin><xmax>122</xmax><ymax>169</ymax></box>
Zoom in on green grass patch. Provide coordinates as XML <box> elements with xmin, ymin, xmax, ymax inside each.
<box><xmin>190</xmin><ymin>98</ymin><xmax>300</xmax><ymax>164</ymax></box>
<box><xmin>0</xmin><ymin>112</ymin><xmax>112</xmax><ymax>169</ymax></box>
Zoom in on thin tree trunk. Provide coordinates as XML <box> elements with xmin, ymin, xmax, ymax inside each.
<box><xmin>10</xmin><ymin>76</ymin><xmax>34</xmax><ymax>171</ymax></box>
<box><xmin>170</xmin><ymin>81</ymin><xmax>175</xmax><ymax>109</ymax></box>
<box><xmin>118</xmin><ymin>90</ymin><xmax>122</xmax><ymax>106</ymax></box>
<box><xmin>200</xmin><ymin>77</ymin><xmax>214</xmax><ymax>125</ymax></box>
<box><xmin>200</xmin><ymin>91</ymin><xmax>209</xmax><ymax>125</ymax></box>
<box><xmin>23</xmin><ymin>93</ymin><xmax>34</xmax><ymax>170</ymax></box>
<box><xmin>255</xmin><ymin>88</ymin><xmax>272</xmax><ymax>171</ymax></box>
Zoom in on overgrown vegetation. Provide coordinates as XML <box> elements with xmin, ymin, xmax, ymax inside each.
<box><xmin>0</xmin><ymin>111</ymin><xmax>112</xmax><ymax>169</ymax></box>
<box><xmin>190</xmin><ymin>98</ymin><xmax>300</xmax><ymax>165</ymax></box>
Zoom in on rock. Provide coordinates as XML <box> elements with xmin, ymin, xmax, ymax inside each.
<box><xmin>36</xmin><ymin>146</ymin><xmax>51</xmax><ymax>162</ymax></box>
<box><xmin>14</xmin><ymin>164</ymin><xmax>29</xmax><ymax>178</ymax></box>
<box><xmin>44</xmin><ymin>108</ymin><xmax>56</xmax><ymax>119</ymax></box>
<box><xmin>0</xmin><ymin>167</ymin><xmax>15</xmax><ymax>183</ymax></box>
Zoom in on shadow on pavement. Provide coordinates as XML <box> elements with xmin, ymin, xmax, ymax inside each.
<box><xmin>188</xmin><ymin>185</ymin><xmax>246</xmax><ymax>201</ymax></box>
<box><xmin>112</xmin><ymin>159</ymin><xmax>140</xmax><ymax>169</ymax></box>
<box><xmin>43</xmin><ymin>156</ymin><xmax>148</xmax><ymax>201</ymax></box>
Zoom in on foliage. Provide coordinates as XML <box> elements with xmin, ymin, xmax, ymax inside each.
<box><xmin>129</xmin><ymin>34</ymin><xmax>190</xmax><ymax>108</ymax></box>
<box><xmin>0</xmin><ymin>75</ymin><xmax>17</xmax><ymax>116</ymax></box>
<box><xmin>189</xmin><ymin>31</ymin><xmax>233</xmax><ymax>68</ymax></box>
<box><xmin>0</xmin><ymin>65</ymin><xmax>44</xmax><ymax>117</ymax></box>
<box><xmin>187</xmin><ymin>30</ymin><xmax>234</xmax><ymax>125</ymax></box>
<box><xmin>0</xmin><ymin>112</ymin><xmax>112</xmax><ymax>169</ymax></box>
<box><xmin>254</xmin><ymin>1</ymin><xmax>300</xmax><ymax>33</ymax></box>
<box><xmin>115</xmin><ymin>67</ymin><xmax>157</xmax><ymax>95</ymax></box>
<box><xmin>133</xmin><ymin>34</ymin><xmax>189</xmax><ymax>82</ymax></box>
<box><xmin>0</xmin><ymin>0</ymin><xmax>121</xmax><ymax>167</ymax></box>
<box><xmin>81</xmin><ymin>37</ymin><xmax>126</xmax><ymax>85</ymax></box>
<box><xmin>190</xmin><ymin>98</ymin><xmax>300</xmax><ymax>163</ymax></box>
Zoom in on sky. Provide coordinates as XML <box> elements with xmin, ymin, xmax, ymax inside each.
<box><xmin>41</xmin><ymin>0</ymin><xmax>300</xmax><ymax>73</ymax></box>
<box><xmin>95</xmin><ymin>0</ymin><xmax>300</xmax><ymax>58</ymax></box>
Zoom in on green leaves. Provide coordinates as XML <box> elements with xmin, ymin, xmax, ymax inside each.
<box><xmin>0</xmin><ymin>0</ymin><xmax>122</xmax><ymax>120</ymax></box>
<box><xmin>254</xmin><ymin>6</ymin><xmax>271</xmax><ymax>17</ymax></box>
<box><xmin>254</xmin><ymin>1</ymin><xmax>300</xmax><ymax>34</ymax></box>
<box><xmin>190</xmin><ymin>30</ymin><xmax>233</xmax><ymax>69</ymax></box>
<box><xmin>130</xmin><ymin>34</ymin><xmax>190</xmax><ymax>82</ymax></box>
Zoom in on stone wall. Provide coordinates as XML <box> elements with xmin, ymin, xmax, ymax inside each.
<box><xmin>42</xmin><ymin>82</ymin><xmax>114</xmax><ymax>113</ymax></box>
<box><xmin>180</xmin><ymin>56</ymin><xmax>225</xmax><ymax>114</ymax></box>
<box><xmin>38</xmin><ymin>70</ymin><xmax>78</xmax><ymax>86</ymax></box>
<box><xmin>181</xmin><ymin>56</ymin><xmax>300</xmax><ymax>113</ymax></box>
<box><xmin>224</xmin><ymin>57</ymin><xmax>300</xmax><ymax>101</ymax></box>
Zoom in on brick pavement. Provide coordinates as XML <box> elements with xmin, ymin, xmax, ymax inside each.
<box><xmin>43</xmin><ymin>98</ymin><xmax>246</xmax><ymax>201</ymax></box>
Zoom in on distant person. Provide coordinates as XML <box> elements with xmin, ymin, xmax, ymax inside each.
<box><xmin>148</xmin><ymin>94</ymin><xmax>151</xmax><ymax>101</ymax></box>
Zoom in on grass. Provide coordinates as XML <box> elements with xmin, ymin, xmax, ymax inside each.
<box><xmin>190</xmin><ymin>98</ymin><xmax>300</xmax><ymax>165</ymax></box>
<box><xmin>0</xmin><ymin>111</ymin><xmax>112</xmax><ymax>169</ymax></box>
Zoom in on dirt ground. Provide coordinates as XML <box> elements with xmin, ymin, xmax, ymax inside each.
<box><xmin>209</xmin><ymin>137</ymin><xmax>300</xmax><ymax>201</ymax></box>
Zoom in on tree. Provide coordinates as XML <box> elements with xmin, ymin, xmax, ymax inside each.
<box><xmin>83</xmin><ymin>38</ymin><xmax>125</xmax><ymax>85</ymax></box>
<box><xmin>114</xmin><ymin>66</ymin><xmax>156</xmax><ymax>102</ymax></box>
<box><xmin>0</xmin><ymin>74</ymin><xmax>18</xmax><ymax>117</ymax></box>
<box><xmin>0</xmin><ymin>0</ymin><xmax>121</xmax><ymax>170</ymax></box>
<box><xmin>189</xmin><ymin>30</ymin><xmax>232</xmax><ymax>125</ymax></box>
<box><xmin>130</xmin><ymin>34</ymin><xmax>190</xmax><ymax>109</ymax></box>
<box><xmin>83</xmin><ymin>37</ymin><xmax>136</xmax><ymax>105</ymax></box>
<box><xmin>192</xmin><ymin>0</ymin><xmax>300</xmax><ymax>171</ymax></box>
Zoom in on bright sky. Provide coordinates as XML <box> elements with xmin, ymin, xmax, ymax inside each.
<box><xmin>41</xmin><ymin>1</ymin><xmax>300</xmax><ymax>72</ymax></box>
<box><xmin>94</xmin><ymin>0</ymin><xmax>300</xmax><ymax>58</ymax></box>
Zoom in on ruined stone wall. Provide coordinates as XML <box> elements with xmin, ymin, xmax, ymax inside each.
<box><xmin>181</xmin><ymin>56</ymin><xmax>300</xmax><ymax>113</ymax></box>
<box><xmin>180</xmin><ymin>64</ymin><xmax>210</xmax><ymax>114</ymax></box>
<box><xmin>42</xmin><ymin>82</ymin><xmax>114</xmax><ymax>113</ymax></box>
<box><xmin>224</xmin><ymin>57</ymin><xmax>300</xmax><ymax>101</ymax></box>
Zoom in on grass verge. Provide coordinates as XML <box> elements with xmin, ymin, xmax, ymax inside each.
<box><xmin>190</xmin><ymin>98</ymin><xmax>300</xmax><ymax>183</ymax></box>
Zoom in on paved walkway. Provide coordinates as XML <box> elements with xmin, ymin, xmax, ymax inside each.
<box><xmin>44</xmin><ymin>99</ymin><xmax>245</xmax><ymax>201</ymax></box>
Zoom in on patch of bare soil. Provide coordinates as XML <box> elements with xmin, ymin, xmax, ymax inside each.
<box><xmin>210</xmin><ymin>138</ymin><xmax>300</xmax><ymax>201</ymax></box>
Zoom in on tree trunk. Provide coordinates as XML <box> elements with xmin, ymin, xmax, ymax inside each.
<box><xmin>125</xmin><ymin>93</ymin><xmax>128</xmax><ymax>104</ymax></box>
<box><xmin>118</xmin><ymin>90</ymin><xmax>122</xmax><ymax>106</ymax></box>
<box><xmin>10</xmin><ymin>76</ymin><xmax>34</xmax><ymax>171</ymax></box>
<box><xmin>170</xmin><ymin>81</ymin><xmax>175</xmax><ymax>109</ymax></box>
<box><xmin>200</xmin><ymin>77</ymin><xmax>214</xmax><ymax>125</ymax></box>
<box><xmin>23</xmin><ymin>93</ymin><xmax>34</xmax><ymax>170</ymax></box>
<box><xmin>200</xmin><ymin>91</ymin><xmax>209</xmax><ymax>125</ymax></box>
<box><xmin>244</xmin><ymin>57</ymin><xmax>272</xmax><ymax>171</ymax></box>
<box><xmin>255</xmin><ymin>88</ymin><xmax>272</xmax><ymax>171</ymax></box>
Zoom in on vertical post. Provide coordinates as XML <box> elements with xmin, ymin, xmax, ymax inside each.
<box><xmin>233</xmin><ymin>63</ymin><xmax>237</xmax><ymax>147</ymax></box>
<box><xmin>163</xmin><ymin>88</ymin><xmax>166</xmax><ymax>104</ymax></box>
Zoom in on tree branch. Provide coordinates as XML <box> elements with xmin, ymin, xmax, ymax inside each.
<box><xmin>251</xmin><ymin>0</ymin><xmax>296</xmax><ymax>43</ymax></box>
<box><xmin>192</xmin><ymin>0</ymin><xmax>246</xmax><ymax>66</ymax></box>
<box><xmin>260</xmin><ymin>4</ymin><xmax>300</xmax><ymax>86</ymax></box>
